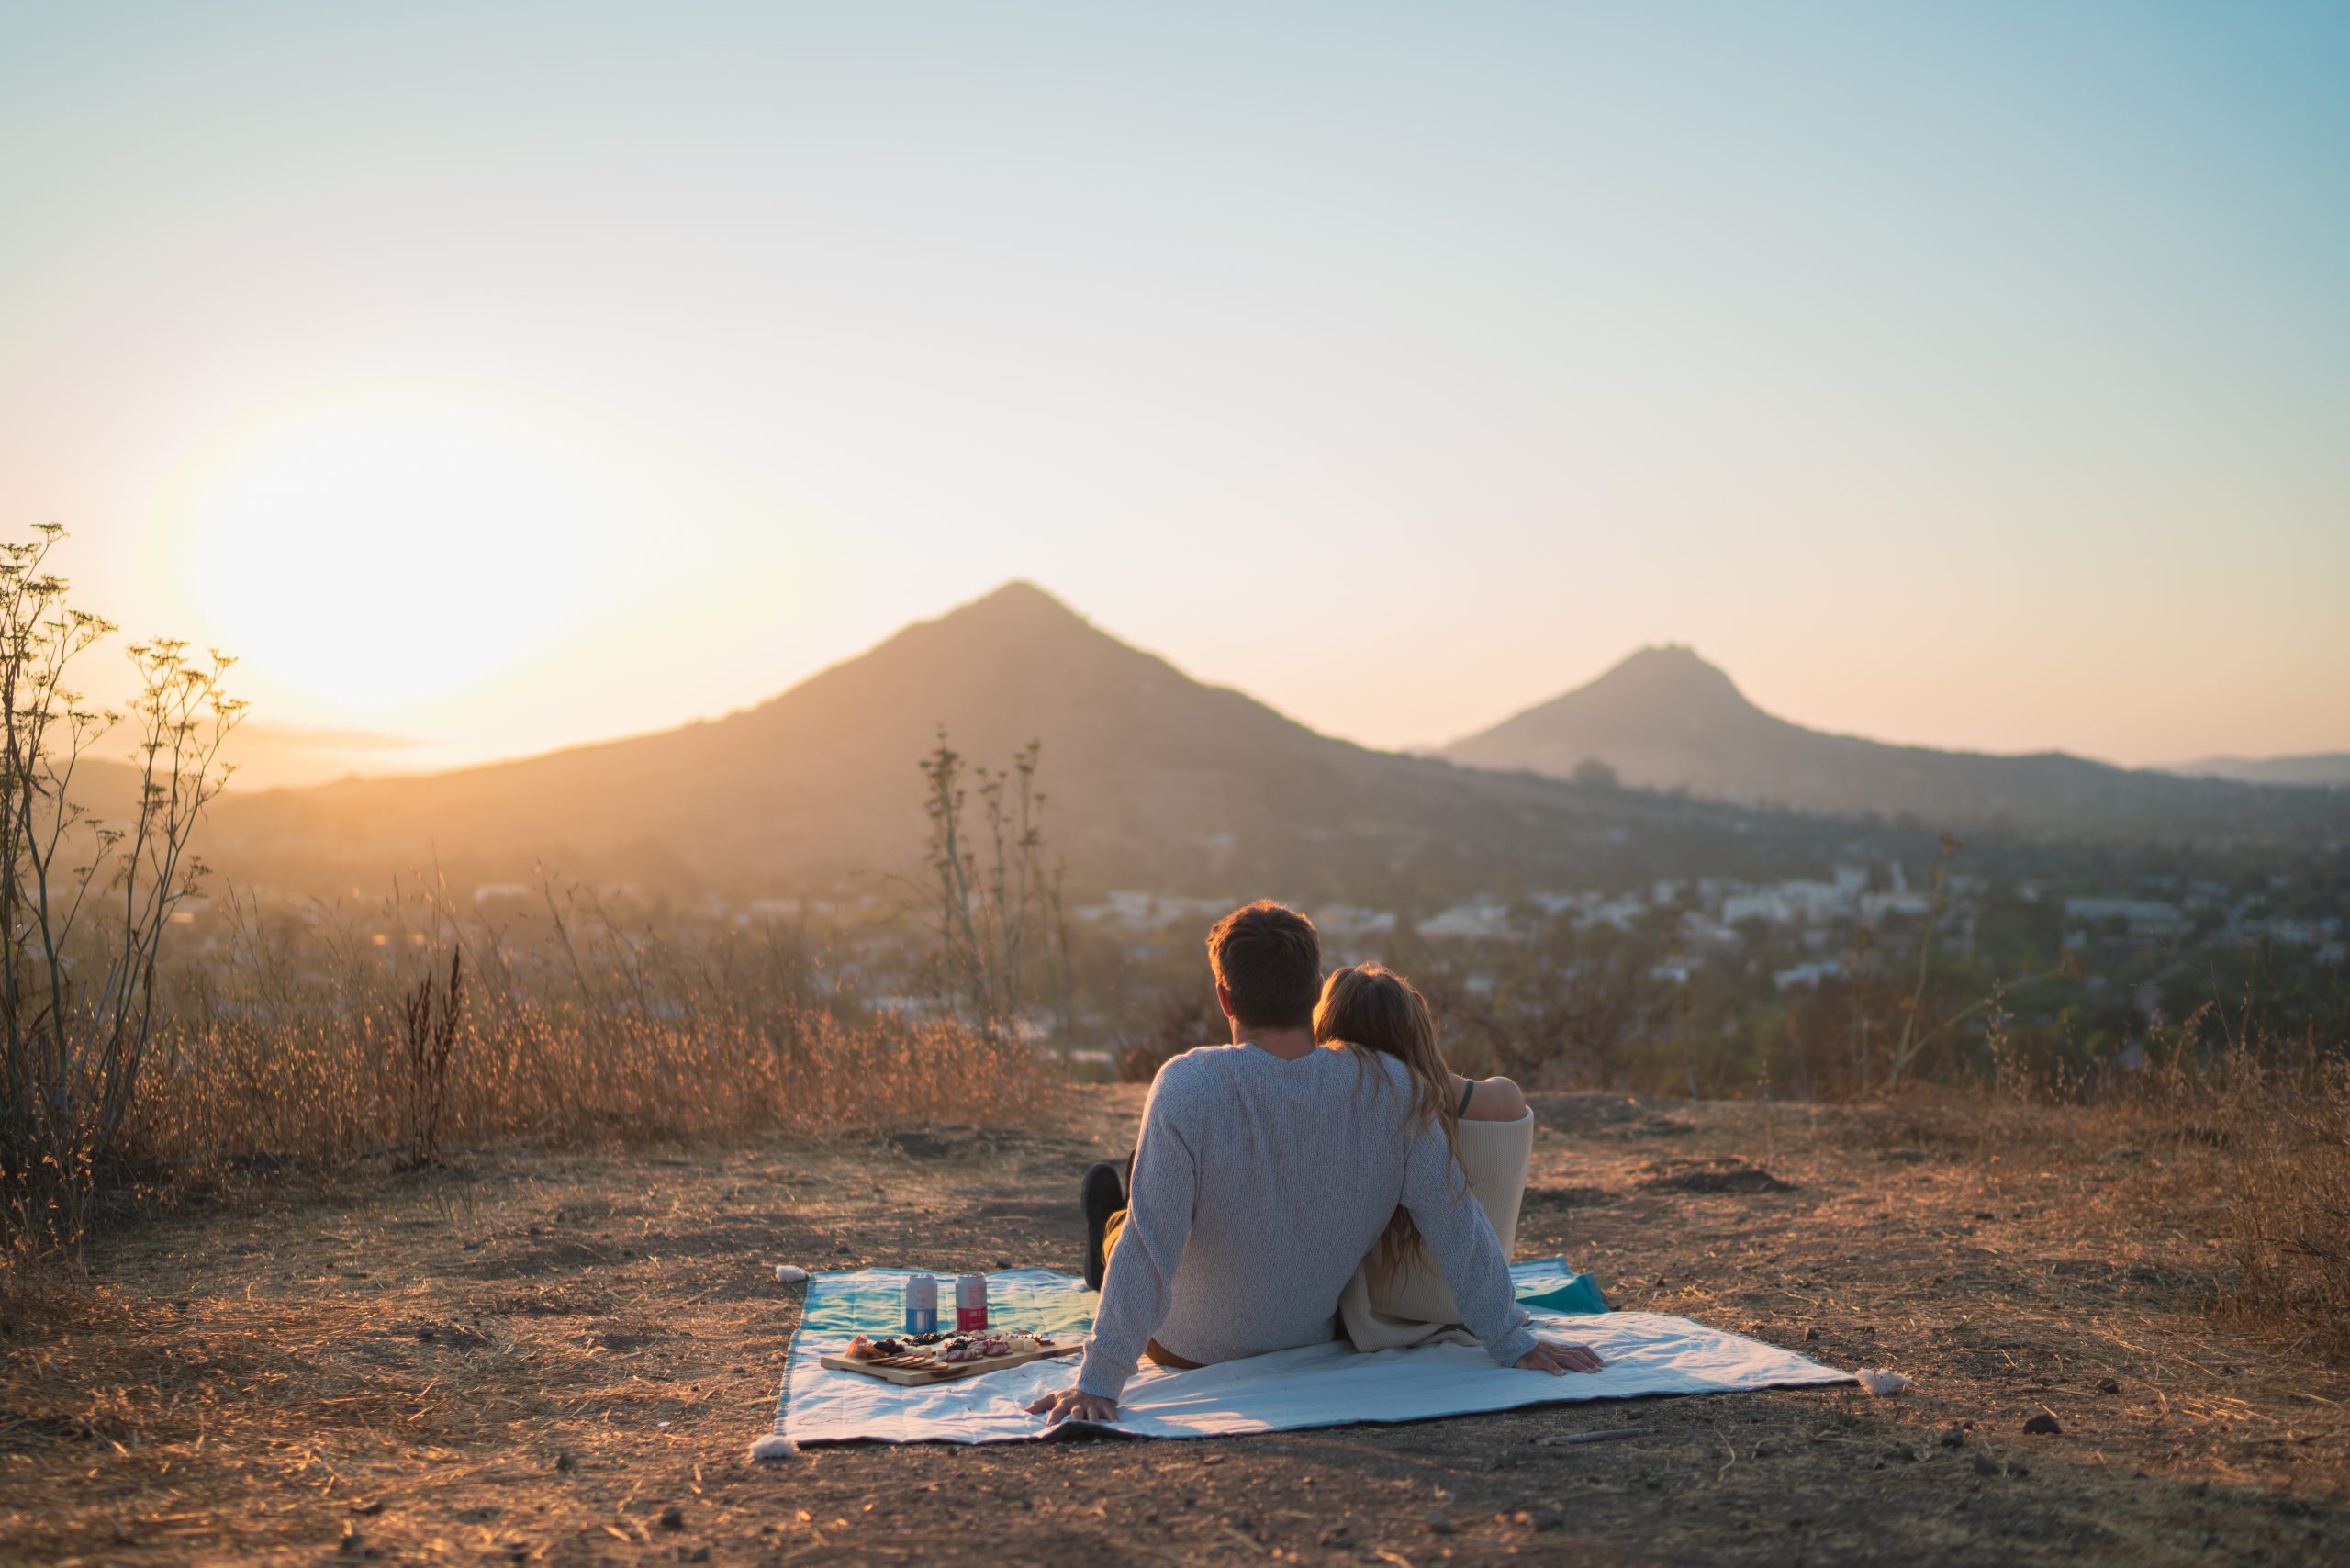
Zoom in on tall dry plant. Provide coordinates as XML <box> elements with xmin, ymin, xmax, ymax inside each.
<box><xmin>1778</xmin><ymin>835</ymin><xmax>1987</xmax><ymax>1098</ymax></box>
<box><xmin>0</xmin><ymin>527</ymin><xmax>240</xmax><ymax>1245</ymax></box>
<box><xmin>1883</xmin><ymin>833</ymin><xmax>1969</xmax><ymax>1089</ymax></box>
<box><xmin>397</xmin><ymin>947</ymin><xmax>462</xmax><ymax>1170</ymax></box>
<box><xmin>919</xmin><ymin>731</ymin><xmax>1070</xmax><ymax>1027</ymax></box>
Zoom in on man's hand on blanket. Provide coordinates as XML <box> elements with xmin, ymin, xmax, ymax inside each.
<box><xmin>1516</xmin><ymin>1340</ymin><xmax>1606</xmax><ymax>1375</ymax></box>
<box><xmin>1027</xmin><ymin>1387</ymin><xmax>1120</xmax><ymax>1424</ymax></box>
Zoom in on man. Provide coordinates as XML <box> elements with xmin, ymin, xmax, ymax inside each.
<box><xmin>1030</xmin><ymin>901</ymin><xmax>1603</xmax><ymax>1425</ymax></box>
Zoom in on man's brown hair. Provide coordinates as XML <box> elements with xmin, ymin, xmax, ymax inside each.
<box><xmin>1205</xmin><ymin>901</ymin><xmax>1322</xmax><ymax>1032</ymax></box>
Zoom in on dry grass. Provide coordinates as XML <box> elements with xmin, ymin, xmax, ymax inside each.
<box><xmin>2187</xmin><ymin>1056</ymin><xmax>2350</xmax><ymax>1358</ymax></box>
<box><xmin>1863</xmin><ymin>1032</ymin><xmax>2350</xmax><ymax>1364</ymax></box>
<box><xmin>0</xmin><ymin>1165</ymin><xmax>768</xmax><ymax>1562</ymax></box>
<box><xmin>0</xmin><ymin>1271</ymin><xmax>524</xmax><ymax>1504</ymax></box>
<box><xmin>4</xmin><ymin>1090</ymin><xmax>2343</xmax><ymax>1566</ymax></box>
<box><xmin>129</xmin><ymin>1003</ymin><xmax>1058</xmax><ymax>1172</ymax></box>
<box><xmin>0</xmin><ymin>1122</ymin><xmax>1123</xmax><ymax>1564</ymax></box>
<box><xmin>0</xmin><ymin>881</ymin><xmax>1066</xmax><ymax>1243</ymax></box>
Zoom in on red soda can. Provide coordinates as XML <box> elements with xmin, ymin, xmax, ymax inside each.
<box><xmin>955</xmin><ymin>1272</ymin><xmax>988</xmax><ymax>1331</ymax></box>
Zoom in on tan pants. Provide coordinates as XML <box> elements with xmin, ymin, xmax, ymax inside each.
<box><xmin>1338</xmin><ymin>1109</ymin><xmax>1536</xmax><ymax>1350</ymax></box>
<box><xmin>1099</xmin><ymin>1209</ymin><xmax>1205</xmax><ymax>1369</ymax></box>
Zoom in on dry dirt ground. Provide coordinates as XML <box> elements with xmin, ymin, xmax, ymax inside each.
<box><xmin>4</xmin><ymin>1087</ymin><xmax>2346</xmax><ymax>1566</ymax></box>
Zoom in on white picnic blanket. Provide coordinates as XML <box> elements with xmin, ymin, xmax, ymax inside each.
<box><xmin>767</xmin><ymin>1263</ymin><xmax>1851</xmax><ymax>1447</ymax></box>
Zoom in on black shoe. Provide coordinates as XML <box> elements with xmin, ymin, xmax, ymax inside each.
<box><xmin>1080</xmin><ymin>1160</ymin><xmax>1125</xmax><ymax>1291</ymax></box>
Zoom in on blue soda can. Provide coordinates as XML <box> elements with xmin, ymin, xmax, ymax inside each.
<box><xmin>904</xmin><ymin>1273</ymin><xmax>939</xmax><ymax>1335</ymax></box>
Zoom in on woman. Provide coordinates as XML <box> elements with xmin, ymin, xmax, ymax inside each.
<box><xmin>1314</xmin><ymin>962</ymin><xmax>1535</xmax><ymax>1349</ymax></box>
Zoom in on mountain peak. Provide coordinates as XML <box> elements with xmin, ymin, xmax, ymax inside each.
<box><xmin>1583</xmin><ymin>644</ymin><xmax>1754</xmax><ymax>712</ymax></box>
<box><xmin>907</xmin><ymin>578</ymin><xmax>1102</xmax><ymax>644</ymax></box>
<box><xmin>1438</xmin><ymin>642</ymin><xmax>1777</xmax><ymax>781</ymax></box>
<box><xmin>961</xmin><ymin>578</ymin><xmax>1084</xmax><ymax>621</ymax></box>
<box><xmin>872</xmin><ymin>578</ymin><xmax>1091</xmax><ymax>653</ymax></box>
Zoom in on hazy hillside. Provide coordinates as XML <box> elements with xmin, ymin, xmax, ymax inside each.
<box><xmin>2167</xmin><ymin>753</ymin><xmax>2350</xmax><ymax>789</ymax></box>
<box><xmin>205</xmin><ymin>584</ymin><xmax>1781</xmax><ymax>900</ymax></box>
<box><xmin>1443</xmin><ymin>645</ymin><xmax>2350</xmax><ymax>845</ymax></box>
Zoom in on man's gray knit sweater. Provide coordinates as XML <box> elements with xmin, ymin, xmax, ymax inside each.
<box><xmin>1076</xmin><ymin>1042</ymin><xmax>1538</xmax><ymax>1399</ymax></box>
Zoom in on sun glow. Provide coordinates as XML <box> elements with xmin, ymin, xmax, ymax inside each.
<box><xmin>159</xmin><ymin>386</ymin><xmax>633</xmax><ymax>713</ymax></box>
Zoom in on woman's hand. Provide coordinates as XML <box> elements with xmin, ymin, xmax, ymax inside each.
<box><xmin>1027</xmin><ymin>1387</ymin><xmax>1121</xmax><ymax>1423</ymax></box>
<box><xmin>1516</xmin><ymin>1340</ymin><xmax>1605</xmax><ymax>1374</ymax></box>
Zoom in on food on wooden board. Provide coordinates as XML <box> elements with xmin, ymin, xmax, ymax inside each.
<box><xmin>842</xmin><ymin>1329</ymin><xmax>1059</xmax><ymax>1366</ymax></box>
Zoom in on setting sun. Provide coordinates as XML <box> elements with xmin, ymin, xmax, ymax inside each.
<box><xmin>157</xmin><ymin>385</ymin><xmax>629</xmax><ymax>712</ymax></box>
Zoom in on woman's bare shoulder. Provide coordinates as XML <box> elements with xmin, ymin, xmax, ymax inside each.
<box><xmin>1458</xmin><ymin>1074</ymin><xmax>1528</xmax><ymax>1122</ymax></box>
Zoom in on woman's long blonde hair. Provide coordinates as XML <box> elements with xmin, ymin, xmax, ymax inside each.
<box><xmin>1313</xmin><ymin>962</ymin><xmax>1456</xmax><ymax>1289</ymax></box>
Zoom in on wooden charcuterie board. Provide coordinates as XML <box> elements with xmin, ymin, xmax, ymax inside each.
<box><xmin>820</xmin><ymin>1340</ymin><xmax>1080</xmax><ymax>1386</ymax></box>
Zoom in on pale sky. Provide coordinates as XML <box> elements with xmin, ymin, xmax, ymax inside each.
<box><xmin>4</xmin><ymin>1</ymin><xmax>2345</xmax><ymax>788</ymax></box>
